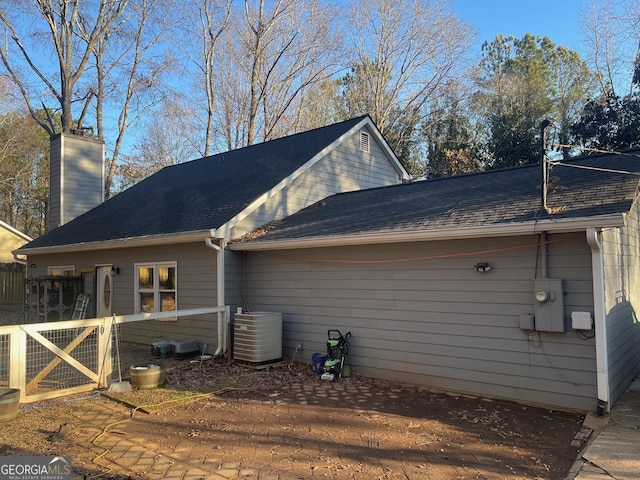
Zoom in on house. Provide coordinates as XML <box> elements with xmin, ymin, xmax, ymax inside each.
<box><xmin>14</xmin><ymin>115</ymin><xmax>640</xmax><ymax>412</ymax></box>
<box><xmin>228</xmin><ymin>149</ymin><xmax>640</xmax><ymax>413</ymax></box>
<box><xmin>15</xmin><ymin>115</ymin><xmax>408</xmax><ymax>347</ymax></box>
<box><xmin>1</xmin><ymin>220</ymin><xmax>31</xmax><ymax>264</ymax></box>
<box><xmin>0</xmin><ymin>220</ymin><xmax>31</xmax><ymax>304</ymax></box>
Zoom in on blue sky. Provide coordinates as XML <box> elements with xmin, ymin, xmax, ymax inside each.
<box><xmin>451</xmin><ymin>0</ymin><xmax>589</xmax><ymax>53</ymax></box>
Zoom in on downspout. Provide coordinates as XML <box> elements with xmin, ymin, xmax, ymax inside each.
<box><xmin>205</xmin><ymin>237</ymin><xmax>227</xmax><ymax>357</ymax></box>
<box><xmin>587</xmin><ymin>227</ymin><xmax>610</xmax><ymax>414</ymax></box>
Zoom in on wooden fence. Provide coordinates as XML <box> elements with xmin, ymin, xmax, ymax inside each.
<box><xmin>0</xmin><ymin>263</ymin><xmax>25</xmax><ymax>305</ymax></box>
<box><xmin>0</xmin><ymin>306</ymin><xmax>227</xmax><ymax>403</ymax></box>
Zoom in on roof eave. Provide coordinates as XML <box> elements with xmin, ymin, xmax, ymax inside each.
<box><xmin>1</xmin><ymin>220</ymin><xmax>33</xmax><ymax>242</ymax></box>
<box><xmin>16</xmin><ymin>229</ymin><xmax>217</xmax><ymax>256</ymax></box>
<box><xmin>228</xmin><ymin>214</ymin><xmax>626</xmax><ymax>251</ymax></box>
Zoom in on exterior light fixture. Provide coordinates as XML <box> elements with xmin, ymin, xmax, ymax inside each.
<box><xmin>111</xmin><ymin>266</ymin><xmax>120</xmax><ymax>276</ymax></box>
<box><xmin>474</xmin><ymin>262</ymin><xmax>491</xmax><ymax>272</ymax></box>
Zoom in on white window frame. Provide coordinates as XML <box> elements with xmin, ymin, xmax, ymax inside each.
<box><xmin>48</xmin><ymin>266</ymin><xmax>75</xmax><ymax>276</ymax></box>
<box><xmin>134</xmin><ymin>261</ymin><xmax>177</xmax><ymax>317</ymax></box>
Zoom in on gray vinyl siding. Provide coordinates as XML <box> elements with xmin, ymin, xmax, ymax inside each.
<box><xmin>48</xmin><ymin>136</ymin><xmax>61</xmax><ymax>231</ymax></box>
<box><xmin>242</xmin><ymin>233</ymin><xmax>598</xmax><ymax>411</ymax></box>
<box><xmin>225</xmin><ymin>249</ymin><xmax>246</xmax><ymax>313</ymax></box>
<box><xmin>28</xmin><ymin>242</ymin><xmax>222</xmax><ymax>350</ymax></box>
<box><xmin>232</xmin><ymin>126</ymin><xmax>401</xmax><ymax>238</ymax></box>
<box><xmin>602</xmin><ymin>204</ymin><xmax>640</xmax><ymax>404</ymax></box>
<box><xmin>49</xmin><ymin>133</ymin><xmax>103</xmax><ymax>230</ymax></box>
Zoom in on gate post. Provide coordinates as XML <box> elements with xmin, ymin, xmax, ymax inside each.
<box><xmin>9</xmin><ymin>326</ymin><xmax>27</xmax><ymax>401</ymax></box>
<box><xmin>97</xmin><ymin>317</ymin><xmax>113</xmax><ymax>388</ymax></box>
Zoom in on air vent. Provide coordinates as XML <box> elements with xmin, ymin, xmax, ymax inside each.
<box><xmin>360</xmin><ymin>132</ymin><xmax>370</xmax><ymax>152</ymax></box>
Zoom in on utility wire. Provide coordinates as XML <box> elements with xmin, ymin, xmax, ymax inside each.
<box><xmin>549</xmin><ymin>142</ymin><xmax>640</xmax><ymax>159</ymax></box>
<box><xmin>551</xmin><ymin>162</ymin><xmax>640</xmax><ymax>177</ymax></box>
<box><xmin>546</xmin><ymin>143</ymin><xmax>640</xmax><ymax>176</ymax></box>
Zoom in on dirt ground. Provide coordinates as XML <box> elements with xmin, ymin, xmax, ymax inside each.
<box><xmin>0</xmin><ymin>346</ymin><xmax>587</xmax><ymax>480</ymax></box>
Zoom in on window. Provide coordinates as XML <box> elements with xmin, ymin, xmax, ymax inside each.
<box><xmin>359</xmin><ymin>131</ymin><xmax>370</xmax><ymax>153</ymax></box>
<box><xmin>48</xmin><ymin>266</ymin><xmax>75</xmax><ymax>276</ymax></box>
<box><xmin>135</xmin><ymin>262</ymin><xmax>177</xmax><ymax>315</ymax></box>
<box><xmin>46</xmin><ymin>266</ymin><xmax>76</xmax><ymax>309</ymax></box>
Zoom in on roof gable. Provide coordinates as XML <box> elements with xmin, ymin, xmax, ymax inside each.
<box><xmin>20</xmin><ymin>116</ymin><xmax>405</xmax><ymax>253</ymax></box>
<box><xmin>0</xmin><ymin>220</ymin><xmax>32</xmax><ymax>243</ymax></box>
<box><xmin>231</xmin><ymin>149</ymin><xmax>640</xmax><ymax>249</ymax></box>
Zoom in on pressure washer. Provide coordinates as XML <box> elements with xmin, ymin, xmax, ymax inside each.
<box><xmin>321</xmin><ymin>329</ymin><xmax>351</xmax><ymax>381</ymax></box>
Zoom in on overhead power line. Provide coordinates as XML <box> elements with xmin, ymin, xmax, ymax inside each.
<box><xmin>546</xmin><ymin>142</ymin><xmax>640</xmax><ymax>176</ymax></box>
<box><xmin>551</xmin><ymin>162</ymin><xmax>640</xmax><ymax>177</ymax></box>
<box><xmin>550</xmin><ymin>143</ymin><xmax>640</xmax><ymax>159</ymax></box>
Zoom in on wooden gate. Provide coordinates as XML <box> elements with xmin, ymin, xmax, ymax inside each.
<box><xmin>0</xmin><ymin>318</ymin><xmax>112</xmax><ymax>403</ymax></box>
<box><xmin>0</xmin><ymin>306</ymin><xmax>227</xmax><ymax>403</ymax></box>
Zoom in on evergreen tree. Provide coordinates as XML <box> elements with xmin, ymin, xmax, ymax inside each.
<box><xmin>474</xmin><ymin>34</ymin><xmax>595</xmax><ymax>168</ymax></box>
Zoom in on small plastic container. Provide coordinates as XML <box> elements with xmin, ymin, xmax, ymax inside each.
<box><xmin>312</xmin><ymin>353</ymin><xmax>327</xmax><ymax>374</ymax></box>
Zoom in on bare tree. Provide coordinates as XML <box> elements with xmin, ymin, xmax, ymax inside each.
<box><xmin>0</xmin><ymin>0</ymin><xmax>130</xmax><ymax>135</ymax></box>
<box><xmin>215</xmin><ymin>0</ymin><xmax>341</xmax><ymax>147</ymax></box>
<box><xmin>87</xmin><ymin>0</ymin><xmax>177</xmax><ymax>197</ymax></box>
<box><xmin>581</xmin><ymin>0</ymin><xmax>640</xmax><ymax>96</ymax></box>
<box><xmin>114</xmin><ymin>95</ymin><xmax>202</xmax><ymax>192</ymax></box>
<box><xmin>196</xmin><ymin>0</ymin><xmax>232</xmax><ymax>156</ymax></box>
<box><xmin>212</xmin><ymin>35</ymin><xmax>251</xmax><ymax>151</ymax></box>
<box><xmin>175</xmin><ymin>0</ymin><xmax>233</xmax><ymax>156</ymax></box>
<box><xmin>344</xmin><ymin>0</ymin><xmax>474</xmax><ymax>142</ymax></box>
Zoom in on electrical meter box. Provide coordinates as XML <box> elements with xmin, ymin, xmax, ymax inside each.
<box><xmin>533</xmin><ymin>279</ymin><xmax>565</xmax><ymax>332</ymax></box>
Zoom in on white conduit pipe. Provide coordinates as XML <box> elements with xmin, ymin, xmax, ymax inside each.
<box><xmin>205</xmin><ymin>237</ymin><xmax>226</xmax><ymax>357</ymax></box>
<box><xmin>587</xmin><ymin>227</ymin><xmax>610</xmax><ymax>414</ymax></box>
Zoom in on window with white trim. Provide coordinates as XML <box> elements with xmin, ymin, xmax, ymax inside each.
<box><xmin>48</xmin><ymin>266</ymin><xmax>75</xmax><ymax>276</ymax></box>
<box><xmin>135</xmin><ymin>262</ymin><xmax>177</xmax><ymax>314</ymax></box>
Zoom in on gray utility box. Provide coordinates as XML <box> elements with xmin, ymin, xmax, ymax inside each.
<box><xmin>533</xmin><ymin>279</ymin><xmax>565</xmax><ymax>332</ymax></box>
<box><xmin>234</xmin><ymin>312</ymin><xmax>282</xmax><ymax>363</ymax></box>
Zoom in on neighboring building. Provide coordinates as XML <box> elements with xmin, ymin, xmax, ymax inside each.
<box><xmin>0</xmin><ymin>220</ymin><xmax>31</xmax><ymax>263</ymax></box>
<box><xmin>0</xmin><ymin>221</ymin><xmax>31</xmax><ymax>304</ymax></box>
<box><xmin>14</xmin><ymin>117</ymin><xmax>640</xmax><ymax>413</ymax></box>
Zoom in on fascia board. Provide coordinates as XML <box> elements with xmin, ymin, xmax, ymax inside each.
<box><xmin>228</xmin><ymin>214</ymin><xmax>626</xmax><ymax>251</ymax></box>
<box><xmin>0</xmin><ymin>220</ymin><xmax>32</xmax><ymax>242</ymax></box>
<box><xmin>15</xmin><ymin>229</ymin><xmax>216</xmax><ymax>256</ymax></box>
<box><xmin>215</xmin><ymin>117</ymin><xmax>404</xmax><ymax>238</ymax></box>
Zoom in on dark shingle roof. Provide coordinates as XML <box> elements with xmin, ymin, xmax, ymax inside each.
<box><xmin>22</xmin><ymin>116</ymin><xmax>369</xmax><ymax>250</ymax></box>
<box><xmin>234</xmin><ymin>149</ymin><xmax>640</xmax><ymax>245</ymax></box>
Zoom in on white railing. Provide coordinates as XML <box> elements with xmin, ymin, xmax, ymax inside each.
<box><xmin>0</xmin><ymin>306</ymin><xmax>228</xmax><ymax>403</ymax></box>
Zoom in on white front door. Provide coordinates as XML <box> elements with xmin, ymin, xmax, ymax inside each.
<box><xmin>96</xmin><ymin>266</ymin><xmax>113</xmax><ymax>318</ymax></box>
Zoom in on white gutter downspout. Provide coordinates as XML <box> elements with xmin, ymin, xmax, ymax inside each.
<box><xmin>206</xmin><ymin>237</ymin><xmax>227</xmax><ymax>357</ymax></box>
<box><xmin>587</xmin><ymin>227</ymin><xmax>610</xmax><ymax>414</ymax></box>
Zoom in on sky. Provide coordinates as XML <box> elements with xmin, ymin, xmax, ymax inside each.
<box><xmin>450</xmin><ymin>0</ymin><xmax>589</xmax><ymax>54</ymax></box>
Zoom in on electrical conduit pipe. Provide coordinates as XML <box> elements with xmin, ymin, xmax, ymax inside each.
<box><xmin>206</xmin><ymin>237</ymin><xmax>227</xmax><ymax>357</ymax></box>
